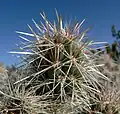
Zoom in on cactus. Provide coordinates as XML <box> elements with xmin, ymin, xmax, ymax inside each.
<box><xmin>8</xmin><ymin>11</ymin><xmax>108</xmax><ymax>113</ymax></box>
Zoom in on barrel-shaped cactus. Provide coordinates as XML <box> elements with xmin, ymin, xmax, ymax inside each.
<box><xmin>9</xmin><ymin>12</ymin><xmax>108</xmax><ymax>113</ymax></box>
